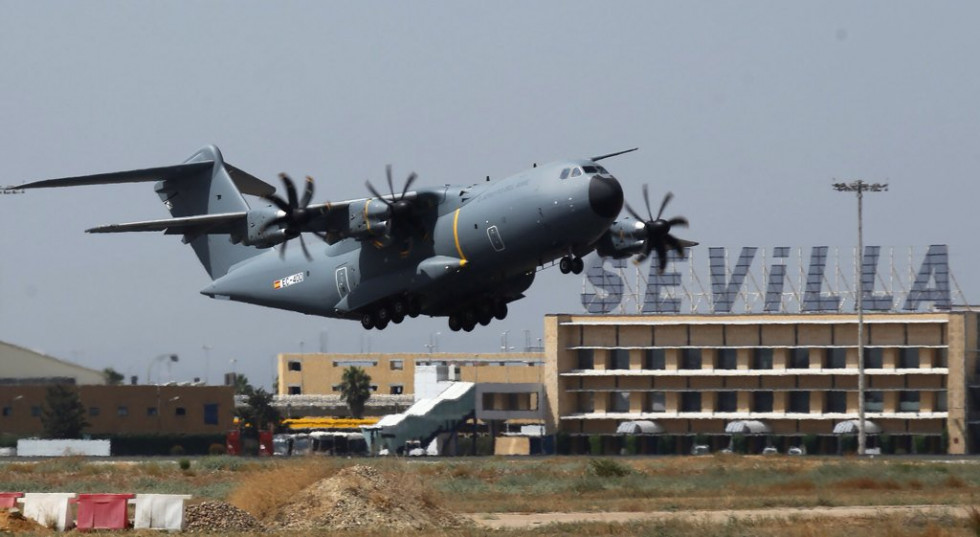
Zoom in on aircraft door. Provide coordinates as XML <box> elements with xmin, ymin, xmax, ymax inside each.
<box><xmin>335</xmin><ymin>266</ymin><xmax>351</xmax><ymax>299</ymax></box>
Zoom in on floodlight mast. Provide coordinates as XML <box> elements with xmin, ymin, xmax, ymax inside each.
<box><xmin>833</xmin><ymin>180</ymin><xmax>888</xmax><ymax>456</ymax></box>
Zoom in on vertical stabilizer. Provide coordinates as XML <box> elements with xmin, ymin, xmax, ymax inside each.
<box><xmin>155</xmin><ymin>146</ymin><xmax>264</xmax><ymax>279</ymax></box>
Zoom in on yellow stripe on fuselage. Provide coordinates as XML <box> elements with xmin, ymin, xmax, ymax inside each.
<box><xmin>452</xmin><ymin>208</ymin><xmax>468</xmax><ymax>266</ymax></box>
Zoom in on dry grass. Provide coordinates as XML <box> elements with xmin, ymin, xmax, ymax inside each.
<box><xmin>225</xmin><ymin>458</ymin><xmax>340</xmax><ymax>520</ymax></box>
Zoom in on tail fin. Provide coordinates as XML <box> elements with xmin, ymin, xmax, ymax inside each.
<box><xmin>155</xmin><ymin>145</ymin><xmax>269</xmax><ymax>279</ymax></box>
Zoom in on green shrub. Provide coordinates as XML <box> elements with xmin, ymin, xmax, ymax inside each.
<box><xmin>588</xmin><ymin>458</ymin><xmax>631</xmax><ymax>478</ymax></box>
<box><xmin>178</xmin><ymin>458</ymin><xmax>191</xmax><ymax>471</ymax></box>
<box><xmin>170</xmin><ymin>444</ymin><xmax>186</xmax><ymax>456</ymax></box>
<box><xmin>208</xmin><ymin>443</ymin><xmax>226</xmax><ymax>456</ymax></box>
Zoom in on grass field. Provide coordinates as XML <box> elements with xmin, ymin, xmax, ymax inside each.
<box><xmin>2</xmin><ymin>454</ymin><xmax>979</xmax><ymax>535</ymax></box>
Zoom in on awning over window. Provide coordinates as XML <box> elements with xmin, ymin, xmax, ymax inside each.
<box><xmin>724</xmin><ymin>420</ymin><xmax>771</xmax><ymax>435</ymax></box>
<box><xmin>833</xmin><ymin>419</ymin><xmax>882</xmax><ymax>434</ymax></box>
<box><xmin>616</xmin><ymin>420</ymin><xmax>665</xmax><ymax>435</ymax></box>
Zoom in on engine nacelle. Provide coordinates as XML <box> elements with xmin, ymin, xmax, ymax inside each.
<box><xmin>343</xmin><ymin>199</ymin><xmax>391</xmax><ymax>241</ymax></box>
<box><xmin>240</xmin><ymin>206</ymin><xmax>288</xmax><ymax>248</ymax></box>
<box><xmin>594</xmin><ymin>220</ymin><xmax>646</xmax><ymax>258</ymax></box>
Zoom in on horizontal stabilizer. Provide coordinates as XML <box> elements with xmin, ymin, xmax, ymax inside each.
<box><xmin>86</xmin><ymin>212</ymin><xmax>247</xmax><ymax>235</ymax></box>
<box><xmin>12</xmin><ymin>162</ymin><xmax>214</xmax><ymax>190</ymax></box>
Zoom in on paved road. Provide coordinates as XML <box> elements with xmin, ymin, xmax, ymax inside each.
<box><xmin>469</xmin><ymin>505</ymin><xmax>970</xmax><ymax>529</ymax></box>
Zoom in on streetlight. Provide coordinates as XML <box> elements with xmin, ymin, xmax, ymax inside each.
<box><xmin>146</xmin><ymin>354</ymin><xmax>178</xmax><ymax>385</ymax></box>
<box><xmin>833</xmin><ymin>179</ymin><xmax>888</xmax><ymax>456</ymax></box>
<box><xmin>426</xmin><ymin>332</ymin><xmax>441</xmax><ymax>353</ymax></box>
<box><xmin>202</xmin><ymin>345</ymin><xmax>212</xmax><ymax>385</ymax></box>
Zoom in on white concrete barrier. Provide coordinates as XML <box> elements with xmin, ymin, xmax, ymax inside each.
<box><xmin>133</xmin><ymin>494</ymin><xmax>193</xmax><ymax>530</ymax></box>
<box><xmin>20</xmin><ymin>492</ymin><xmax>76</xmax><ymax>531</ymax></box>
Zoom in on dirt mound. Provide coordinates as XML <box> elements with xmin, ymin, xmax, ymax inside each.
<box><xmin>276</xmin><ymin>464</ymin><xmax>468</xmax><ymax>530</ymax></box>
<box><xmin>0</xmin><ymin>508</ymin><xmax>50</xmax><ymax>534</ymax></box>
<box><xmin>184</xmin><ymin>501</ymin><xmax>264</xmax><ymax>532</ymax></box>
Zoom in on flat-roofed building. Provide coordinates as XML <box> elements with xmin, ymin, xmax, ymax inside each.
<box><xmin>544</xmin><ymin>312</ymin><xmax>976</xmax><ymax>455</ymax></box>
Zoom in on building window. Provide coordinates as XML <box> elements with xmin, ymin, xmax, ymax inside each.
<box><xmin>825</xmin><ymin>391</ymin><xmax>847</xmax><ymax>413</ymax></box>
<box><xmin>716</xmin><ymin>391</ymin><xmax>737</xmax><ymax>412</ymax></box>
<box><xmin>147</xmin><ymin>407</ymin><xmax>158</xmax><ymax>417</ymax></box>
<box><xmin>680</xmin><ymin>392</ymin><xmax>702</xmax><ymax>412</ymax></box>
<box><xmin>577</xmin><ymin>349</ymin><xmax>594</xmax><ymax>370</ymax></box>
<box><xmin>332</xmin><ymin>360</ymin><xmax>378</xmax><ymax>367</ymax></box>
<box><xmin>937</xmin><ymin>348</ymin><xmax>948</xmax><ymax>368</ymax></box>
<box><xmin>31</xmin><ymin>406</ymin><xmax>41</xmax><ymax>417</ymax></box>
<box><xmin>609</xmin><ymin>392</ymin><xmax>631</xmax><ymax>412</ymax></box>
<box><xmin>864</xmin><ymin>348</ymin><xmax>883</xmax><ymax>369</ymax></box>
<box><xmin>681</xmin><ymin>349</ymin><xmax>702</xmax><ymax>370</ymax></box>
<box><xmin>117</xmin><ymin>406</ymin><xmax>128</xmax><ymax>417</ymax></box>
<box><xmin>578</xmin><ymin>392</ymin><xmax>594</xmax><ymax>413</ymax></box>
<box><xmin>825</xmin><ymin>348</ymin><xmax>847</xmax><ymax>369</ymax></box>
<box><xmin>753</xmin><ymin>391</ymin><xmax>774</xmax><ymax>412</ymax></box>
<box><xmin>645</xmin><ymin>349</ymin><xmax>665</xmax><ymax>370</ymax></box>
<box><xmin>390</xmin><ymin>360</ymin><xmax>404</xmax><ymax>371</ymax></box>
<box><xmin>370</xmin><ymin>385</ymin><xmax>378</xmax><ymax>392</ymax></box>
<box><xmin>899</xmin><ymin>391</ymin><xmax>920</xmax><ymax>412</ymax></box>
<box><xmin>390</xmin><ymin>385</ymin><xmax>404</xmax><ymax>395</ymax></box>
<box><xmin>88</xmin><ymin>407</ymin><xmax>100</xmax><ymax>417</ymax></box>
<box><xmin>288</xmin><ymin>360</ymin><xmax>302</xmax><ymax>372</ymax></box>
<box><xmin>1</xmin><ymin>407</ymin><xmax>10</xmax><ymax>417</ymax></box>
<box><xmin>789</xmin><ymin>348</ymin><xmax>810</xmax><ymax>369</ymax></box>
<box><xmin>935</xmin><ymin>391</ymin><xmax>948</xmax><ymax>411</ymax></box>
<box><xmin>288</xmin><ymin>385</ymin><xmax>302</xmax><ymax>395</ymax></box>
<box><xmin>203</xmin><ymin>403</ymin><xmax>219</xmax><ymax>425</ymax></box>
<box><xmin>716</xmin><ymin>349</ymin><xmax>737</xmax><ymax>370</ymax></box>
<box><xmin>175</xmin><ymin>407</ymin><xmax>187</xmax><ymax>417</ymax></box>
<box><xmin>788</xmin><ymin>391</ymin><xmax>810</xmax><ymax>413</ymax></box>
<box><xmin>898</xmin><ymin>348</ymin><xmax>920</xmax><ymax>369</ymax></box>
<box><xmin>865</xmin><ymin>391</ymin><xmax>884</xmax><ymax>412</ymax></box>
<box><xmin>647</xmin><ymin>392</ymin><xmax>666</xmax><ymax>412</ymax></box>
<box><xmin>753</xmin><ymin>348</ymin><xmax>773</xmax><ymax>370</ymax></box>
<box><xmin>610</xmin><ymin>349</ymin><xmax>630</xmax><ymax>370</ymax></box>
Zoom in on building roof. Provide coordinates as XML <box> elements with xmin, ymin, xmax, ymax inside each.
<box><xmin>0</xmin><ymin>340</ymin><xmax>105</xmax><ymax>385</ymax></box>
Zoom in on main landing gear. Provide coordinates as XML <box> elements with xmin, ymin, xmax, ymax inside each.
<box><xmin>360</xmin><ymin>296</ymin><xmax>422</xmax><ymax>330</ymax></box>
<box><xmin>559</xmin><ymin>255</ymin><xmax>584</xmax><ymax>275</ymax></box>
<box><xmin>448</xmin><ymin>300</ymin><xmax>508</xmax><ymax>332</ymax></box>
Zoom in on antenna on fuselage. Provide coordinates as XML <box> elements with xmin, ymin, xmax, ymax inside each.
<box><xmin>592</xmin><ymin>147</ymin><xmax>639</xmax><ymax>162</ymax></box>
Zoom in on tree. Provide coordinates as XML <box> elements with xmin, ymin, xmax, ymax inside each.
<box><xmin>102</xmin><ymin>367</ymin><xmax>124</xmax><ymax>385</ymax></box>
<box><xmin>40</xmin><ymin>384</ymin><xmax>89</xmax><ymax>439</ymax></box>
<box><xmin>340</xmin><ymin>366</ymin><xmax>372</xmax><ymax>419</ymax></box>
<box><xmin>231</xmin><ymin>373</ymin><xmax>254</xmax><ymax>396</ymax></box>
<box><xmin>235</xmin><ymin>388</ymin><xmax>281</xmax><ymax>431</ymax></box>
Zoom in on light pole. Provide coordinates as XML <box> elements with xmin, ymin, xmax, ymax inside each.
<box><xmin>833</xmin><ymin>179</ymin><xmax>888</xmax><ymax>456</ymax></box>
<box><xmin>426</xmin><ymin>332</ymin><xmax>441</xmax><ymax>353</ymax></box>
<box><xmin>202</xmin><ymin>345</ymin><xmax>212</xmax><ymax>385</ymax></box>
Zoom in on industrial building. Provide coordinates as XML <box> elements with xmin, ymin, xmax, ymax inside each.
<box><xmin>544</xmin><ymin>311</ymin><xmax>974</xmax><ymax>455</ymax></box>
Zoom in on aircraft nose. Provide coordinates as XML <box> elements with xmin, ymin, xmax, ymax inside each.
<box><xmin>589</xmin><ymin>176</ymin><xmax>623</xmax><ymax>218</ymax></box>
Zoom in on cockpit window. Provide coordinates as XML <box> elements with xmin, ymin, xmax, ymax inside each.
<box><xmin>596</xmin><ymin>165</ymin><xmax>608</xmax><ymax>174</ymax></box>
<box><xmin>570</xmin><ymin>167</ymin><xmax>582</xmax><ymax>177</ymax></box>
<box><xmin>582</xmin><ymin>165</ymin><xmax>598</xmax><ymax>174</ymax></box>
<box><xmin>559</xmin><ymin>168</ymin><xmax>570</xmax><ymax>179</ymax></box>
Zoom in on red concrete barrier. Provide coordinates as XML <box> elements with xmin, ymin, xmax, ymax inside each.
<box><xmin>73</xmin><ymin>493</ymin><xmax>134</xmax><ymax>531</ymax></box>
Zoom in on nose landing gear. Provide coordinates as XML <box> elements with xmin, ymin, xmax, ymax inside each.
<box><xmin>559</xmin><ymin>256</ymin><xmax>584</xmax><ymax>275</ymax></box>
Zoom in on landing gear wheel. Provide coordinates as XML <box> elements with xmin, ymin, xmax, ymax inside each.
<box><xmin>448</xmin><ymin>314</ymin><xmax>462</xmax><ymax>332</ymax></box>
<box><xmin>478</xmin><ymin>304</ymin><xmax>493</xmax><ymax>326</ymax></box>
<box><xmin>493</xmin><ymin>302</ymin><xmax>508</xmax><ymax>320</ymax></box>
<box><xmin>376</xmin><ymin>306</ymin><xmax>391</xmax><ymax>328</ymax></box>
<box><xmin>463</xmin><ymin>320</ymin><xmax>476</xmax><ymax>332</ymax></box>
<box><xmin>392</xmin><ymin>299</ymin><xmax>407</xmax><ymax>319</ymax></box>
<box><xmin>392</xmin><ymin>312</ymin><xmax>405</xmax><ymax>324</ymax></box>
<box><xmin>360</xmin><ymin>313</ymin><xmax>375</xmax><ymax>330</ymax></box>
<box><xmin>407</xmin><ymin>297</ymin><xmax>422</xmax><ymax>318</ymax></box>
<box><xmin>559</xmin><ymin>256</ymin><xmax>572</xmax><ymax>274</ymax></box>
<box><xmin>571</xmin><ymin>257</ymin><xmax>584</xmax><ymax>274</ymax></box>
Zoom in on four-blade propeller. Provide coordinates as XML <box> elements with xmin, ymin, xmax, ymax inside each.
<box><xmin>624</xmin><ymin>186</ymin><xmax>695</xmax><ymax>272</ymax></box>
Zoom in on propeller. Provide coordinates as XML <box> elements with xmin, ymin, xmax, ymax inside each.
<box><xmin>261</xmin><ymin>173</ymin><xmax>327</xmax><ymax>261</ymax></box>
<box><xmin>364</xmin><ymin>165</ymin><xmax>424</xmax><ymax>239</ymax></box>
<box><xmin>623</xmin><ymin>186</ymin><xmax>694</xmax><ymax>273</ymax></box>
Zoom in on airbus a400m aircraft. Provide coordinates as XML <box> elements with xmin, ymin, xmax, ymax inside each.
<box><xmin>10</xmin><ymin>146</ymin><xmax>696</xmax><ymax>332</ymax></box>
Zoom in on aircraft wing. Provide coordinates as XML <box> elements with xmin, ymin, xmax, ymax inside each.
<box><xmin>86</xmin><ymin>212</ymin><xmax>248</xmax><ymax>235</ymax></box>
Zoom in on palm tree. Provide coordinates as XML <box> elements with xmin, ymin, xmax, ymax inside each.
<box><xmin>340</xmin><ymin>366</ymin><xmax>372</xmax><ymax>419</ymax></box>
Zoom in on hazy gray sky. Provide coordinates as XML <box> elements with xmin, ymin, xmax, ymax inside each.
<box><xmin>2</xmin><ymin>2</ymin><xmax>978</xmax><ymax>389</ymax></box>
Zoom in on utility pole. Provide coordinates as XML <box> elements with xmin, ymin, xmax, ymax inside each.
<box><xmin>833</xmin><ymin>179</ymin><xmax>888</xmax><ymax>455</ymax></box>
